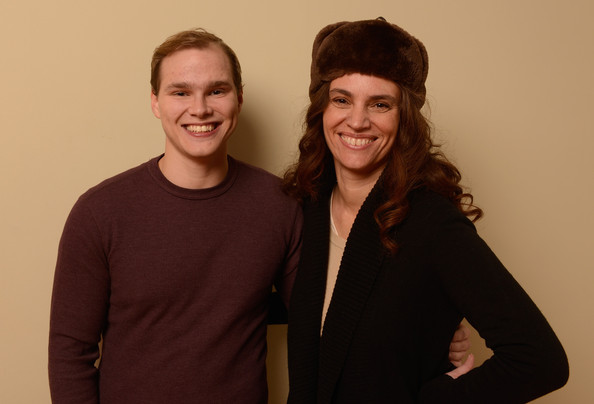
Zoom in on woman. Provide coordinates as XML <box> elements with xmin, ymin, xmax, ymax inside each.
<box><xmin>283</xmin><ymin>18</ymin><xmax>568</xmax><ymax>403</ymax></box>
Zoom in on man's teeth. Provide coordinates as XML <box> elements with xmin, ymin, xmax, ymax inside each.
<box><xmin>341</xmin><ymin>135</ymin><xmax>373</xmax><ymax>146</ymax></box>
<box><xmin>186</xmin><ymin>124</ymin><xmax>215</xmax><ymax>133</ymax></box>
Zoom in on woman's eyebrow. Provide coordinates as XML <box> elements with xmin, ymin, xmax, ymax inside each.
<box><xmin>329</xmin><ymin>88</ymin><xmax>398</xmax><ymax>103</ymax></box>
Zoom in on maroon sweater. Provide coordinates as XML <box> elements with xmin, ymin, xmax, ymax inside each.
<box><xmin>49</xmin><ymin>156</ymin><xmax>302</xmax><ymax>404</ymax></box>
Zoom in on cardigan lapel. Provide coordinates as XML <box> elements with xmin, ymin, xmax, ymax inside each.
<box><xmin>317</xmin><ymin>183</ymin><xmax>387</xmax><ymax>403</ymax></box>
<box><xmin>287</xmin><ymin>194</ymin><xmax>332</xmax><ymax>403</ymax></box>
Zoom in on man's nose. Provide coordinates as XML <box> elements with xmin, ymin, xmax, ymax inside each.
<box><xmin>189</xmin><ymin>96</ymin><xmax>213</xmax><ymax>117</ymax></box>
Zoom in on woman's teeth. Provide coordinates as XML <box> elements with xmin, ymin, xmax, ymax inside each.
<box><xmin>340</xmin><ymin>135</ymin><xmax>373</xmax><ymax>146</ymax></box>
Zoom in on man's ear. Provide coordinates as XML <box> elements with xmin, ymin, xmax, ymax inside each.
<box><xmin>150</xmin><ymin>90</ymin><xmax>161</xmax><ymax>119</ymax></box>
<box><xmin>237</xmin><ymin>90</ymin><xmax>243</xmax><ymax>112</ymax></box>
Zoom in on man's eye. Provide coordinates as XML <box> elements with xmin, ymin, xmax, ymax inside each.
<box><xmin>173</xmin><ymin>91</ymin><xmax>188</xmax><ymax>96</ymax></box>
<box><xmin>211</xmin><ymin>89</ymin><xmax>225</xmax><ymax>95</ymax></box>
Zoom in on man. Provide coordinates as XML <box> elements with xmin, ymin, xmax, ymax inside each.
<box><xmin>48</xmin><ymin>29</ymin><xmax>302</xmax><ymax>403</ymax></box>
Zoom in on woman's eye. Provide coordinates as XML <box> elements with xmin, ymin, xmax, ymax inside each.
<box><xmin>372</xmin><ymin>102</ymin><xmax>391</xmax><ymax>110</ymax></box>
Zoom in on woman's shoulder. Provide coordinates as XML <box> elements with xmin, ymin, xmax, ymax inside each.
<box><xmin>404</xmin><ymin>188</ymin><xmax>476</xmax><ymax>233</ymax></box>
<box><xmin>408</xmin><ymin>188</ymin><xmax>462</xmax><ymax>214</ymax></box>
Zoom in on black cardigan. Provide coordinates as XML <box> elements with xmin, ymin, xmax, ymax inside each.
<box><xmin>287</xmin><ymin>184</ymin><xmax>568</xmax><ymax>403</ymax></box>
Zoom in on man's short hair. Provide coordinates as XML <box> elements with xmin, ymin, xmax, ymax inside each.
<box><xmin>151</xmin><ymin>29</ymin><xmax>243</xmax><ymax>95</ymax></box>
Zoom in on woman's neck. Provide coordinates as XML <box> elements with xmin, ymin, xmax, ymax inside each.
<box><xmin>331</xmin><ymin>167</ymin><xmax>382</xmax><ymax>239</ymax></box>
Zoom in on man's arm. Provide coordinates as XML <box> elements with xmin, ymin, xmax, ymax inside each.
<box><xmin>48</xmin><ymin>199</ymin><xmax>109</xmax><ymax>404</ymax></box>
<box><xmin>267</xmin><ymin>289</ymin><xmax>289</xmax><ymax>324</ymax></box>
<box><xmin>274</xmin><ymin>203</ymin><xmax>304</xmax><ymax>310</ymax></box>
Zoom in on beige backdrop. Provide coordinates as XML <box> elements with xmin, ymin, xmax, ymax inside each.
<box><xmin>1</xmin><ymin>0</ymin><xmax>592</xmax><ymax>402</ymax></box>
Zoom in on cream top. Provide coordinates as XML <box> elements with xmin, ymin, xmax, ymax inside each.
<box><xmin>321</xmin><ymin>192</ymin><xmax>347</xmax><ymax>333</ymax></box>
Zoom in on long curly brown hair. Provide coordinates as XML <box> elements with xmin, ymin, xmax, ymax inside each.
<box><xmin>282</xmin><ymin>78</ymin><xmax>483</xmax><ymax>254</ymax></box>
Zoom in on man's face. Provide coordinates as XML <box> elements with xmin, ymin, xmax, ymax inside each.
<box><xmin>151</xmin><ymin>45</ymin><xmax>242</xmax><ymax>167</ymax></box>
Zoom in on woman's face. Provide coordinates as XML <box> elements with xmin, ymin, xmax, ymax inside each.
<box><xmin>323</xmin><ymin>73</ymin><xmax>400</xmax><ymax>180</ymax></box>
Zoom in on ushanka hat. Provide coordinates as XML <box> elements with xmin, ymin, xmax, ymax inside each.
<box><xmin>309</xmin><ymin>17</ymin><xmax>429</xmax><ymax>105</ymax></box>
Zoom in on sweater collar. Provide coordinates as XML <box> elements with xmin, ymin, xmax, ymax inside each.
<box><xmin>147</xmin><ymin>154</ymin><xmax>239</xmax><ymax>200</ymax></box>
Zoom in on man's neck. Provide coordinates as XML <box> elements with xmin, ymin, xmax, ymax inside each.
<box><xmin>158</xmin><ymin>153</ymin><xmax>229</xmax><ymax>190</ymax></box>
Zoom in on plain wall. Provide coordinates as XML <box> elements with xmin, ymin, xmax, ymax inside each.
<box><xmin>1</xmin><ymin>0</ymin><xmax>592</xmax><ymax>402</ymax></box>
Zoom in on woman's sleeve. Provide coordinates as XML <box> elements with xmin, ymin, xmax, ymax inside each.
<box><xmin>419</xmin><ymin>215</ymin><xmax>569</xmax><ymax>403</ymax></box>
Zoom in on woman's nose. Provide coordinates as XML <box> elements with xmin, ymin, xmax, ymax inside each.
<box><xmin>346</xmin><ymin>105</ymin><xmax>370</xmax><ymax>130</ymax></box>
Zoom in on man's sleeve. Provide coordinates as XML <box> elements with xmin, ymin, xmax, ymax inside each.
<box><xmin>48</xmin><ymin>198</ymin><xmax>109</xmax><ymax>404</ymax></box>
<box><xmin>267</xmin><ymin>290</ymin><xmax>289</xmax><ymax>324</ymax></box>
<box><xmin>274</xmin><ymin>203</ymin><xmax>304</xmax><ymax>313</ymax></box>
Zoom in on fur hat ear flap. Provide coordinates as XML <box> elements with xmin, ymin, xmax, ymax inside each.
<box><xmin>309</xmin><ymin>18</ymin><xmax>429</xmax><ymax>105</ymax></box>
<box><xmin>308</xmin><ymin>21</ymin><xmax>349</xmax><ymax>96</ymax></box>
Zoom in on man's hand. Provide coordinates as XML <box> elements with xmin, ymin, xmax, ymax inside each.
<box><xmin>449</xmin><ymin>323</ymin><xmax>471</xmax><ymax>367</ymax></box>
<box><xmin>446</xmin><ymin>323</ymin><xmax>474</xmax><ymax>379</ymax></box>
<box><xmin>447</xmin><ymin>353</ymin><xmax>475</xmax><ymax>379</ymax></box>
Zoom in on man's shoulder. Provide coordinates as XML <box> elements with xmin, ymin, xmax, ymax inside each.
<box><xmin>78</xmin><ymin>158</ymin><xmax>155</xmax><ymax>203</ymax></box>
<box><xmin>233</xmin><ymin>159</ymin><xmax>284</xmax><ymax>191</ymax></box>
<box><xmin>234</xmin><ymin>158</ymin><xmax>279</xmax><ymax>181</ymax></box>
<box><xmin>232</xmin><ymin>158</ymin><xmax>299</xmax><ymax>207</ymax></box>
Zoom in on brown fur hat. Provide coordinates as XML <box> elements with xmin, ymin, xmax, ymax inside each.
<box><xmin>309</xmin><ymin>17</ymin><xmax>428</xmax><ymax>104</ymax></box>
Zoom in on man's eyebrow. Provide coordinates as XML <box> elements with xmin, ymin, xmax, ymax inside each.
<box><xmin>163</xmin><ymin>80</ymin><xmax>233</xmax><ymax>92</ymax></box>
<box><xmin>208</xmin><ymin>80</ymin><xmax>233</xmax><ymax>88</ymax></box>
<box><xmin>162</xmin><ymin>82</ymin><xmax>191</xmax><ymax>92</ymax></box>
